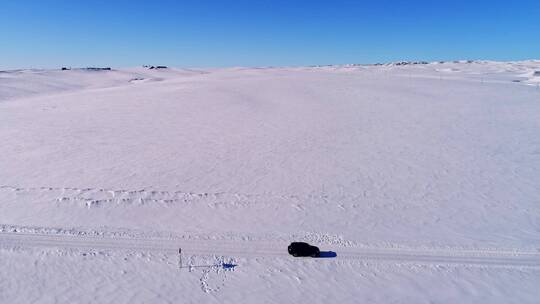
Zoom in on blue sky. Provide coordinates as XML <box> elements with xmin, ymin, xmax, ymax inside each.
<box><xmin>1</xmin><ymin>0</ymin><xmax>538</xmax><ymax>69</ymax></box>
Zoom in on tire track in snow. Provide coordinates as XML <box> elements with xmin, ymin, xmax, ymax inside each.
<box><xmin>1</xmin><ymin>232</ymin><xmax>539</xmax><ymax>268</ymax></box>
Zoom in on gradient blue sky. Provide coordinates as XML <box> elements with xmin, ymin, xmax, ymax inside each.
<box><xmin>1</xmin><ymin>0</ymin><xmax>538</xmax><ymax>69</ymax></box>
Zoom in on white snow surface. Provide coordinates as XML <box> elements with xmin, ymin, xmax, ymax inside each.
<box><xmin>1</xmin><ymin>61</ymin><xmax>540</xmax><ymax>303</ymax></box>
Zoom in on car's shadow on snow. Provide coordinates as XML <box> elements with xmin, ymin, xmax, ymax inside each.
<box><xmin>315</xmin><ymin>251</ymin><xmax>337</xmax><ymax>258</ymax></box>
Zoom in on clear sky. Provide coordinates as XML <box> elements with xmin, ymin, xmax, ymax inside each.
<box><xmin>1</xmin><ymin>0</ymin><xmax>538</xmax><ymax>69</ymax></box>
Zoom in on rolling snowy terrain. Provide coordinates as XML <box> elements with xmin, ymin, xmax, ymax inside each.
<box><xmin>1</xmin><ymin>61</ymin><xmax>540</xmax><ymax>303</ymax></box>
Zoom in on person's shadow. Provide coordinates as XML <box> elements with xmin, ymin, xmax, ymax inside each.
<box><xmin>222</xmin><ymin>263</ymin><xmax>238</xmax><ymax>269</ymax></box>
<box><xmin>315</xmin><ymin>251</ymin><xmax>337</xmax><ymax>258</ymax></box>
<box><xmin>180</xmin><ymin>263</ymin><xmax>238</xmax><ymax>270</ymax></box>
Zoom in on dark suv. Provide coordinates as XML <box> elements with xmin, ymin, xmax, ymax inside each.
<box><xmin>288</xmin><ymin>242</ymin><xmax>320</xmax><ymax>257</ymax></box>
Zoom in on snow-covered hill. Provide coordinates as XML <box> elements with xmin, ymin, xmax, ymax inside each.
<box><xmin>1</xmin><ymin>61</ymin><xmax>539</xmax><ymax>303</ymax></box>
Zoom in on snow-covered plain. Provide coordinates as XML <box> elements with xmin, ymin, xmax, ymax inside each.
<box><xmin>1</xmin><ymin>61</ymin><xmax>540</xmax><ymax>303</ymax></box>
